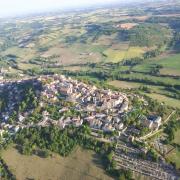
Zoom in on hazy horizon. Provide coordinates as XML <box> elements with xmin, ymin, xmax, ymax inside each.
<box><xmin>0</xmin><ymin>0</ymin><xmax>137</xmax><ymax>18</ymax></box>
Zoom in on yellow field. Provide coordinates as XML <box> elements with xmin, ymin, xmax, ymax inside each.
<box><xmin>2</xmin><ymin>146</ymin><xmax>112</xmax><ymax>180</ymax></box>
<box><xmin>103</xmin><ymin>49</ymin><xmax>126</xmax><ymax>62</ymax></box>
<box><xmin>103</xmin><ymin>46</ymin><xmax>144</xmax><ymax>62</ymax></box>
<box><xmin>125</xmin><ymin>47</ymin><xmax>144</xmax><ymax>59</ymax></box>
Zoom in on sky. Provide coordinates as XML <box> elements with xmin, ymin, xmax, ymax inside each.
<box><xmin>0</xmin><ymin>0</ymin><xmax>123</xmax><ymax>17</ymax></box>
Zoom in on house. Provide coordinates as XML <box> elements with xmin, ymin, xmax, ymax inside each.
<box><xmin>115</xmin><ymin>123</ymin><xmax>124</xmax><ymax>130</ymax></box>
<box><xmin>42</xmin><ymin>111</ymin><xmax>49</xmax><ymax>117</ymax></box>
<box><xmin>148</xmin><ymin>115</ymin><xmax>162</xmax><ymax>130</ymax></box>
<box><xmin>13</xmin><ymin>126</ymin><xmax>20</xmax><ymax>133</ymax></box>
<box><xmin>128</xmin><ymin>135</ymin><xmax>135</xmax><ymax>142</ymax></box>
<box><xmin>113</xmin><ymin>117</ymin><xmax>121</xmax><ymax>123</ymax></box>
<box><xmin>2</xmin><ymin>113</ymin><xmax>9</xmax><ymax>122</ymax></box>
<box><xmin>63</xmin><ymin>117</ymin><xmax>72</xmax><ymax>125</ymax></box>
<box><xmin>119</xmin><ymin>101</ymin><xmax>128</xmax><ymax>113</ymax></box>
<box><xmin>59</xmin><ymin>87</ymin><xmax>72</xmax><ymax>96</ymax></box>
<box><xmin>112</xmin><ymin>97</ymin><xmax>123</xmax><ymax>107</ymax></box>
<box><xmin>42</xmin><ymin>111</ymin><xmax>49</xmax><ymax>121</ymax></box>
<box><xmin>142</xmin><ymin>116</ymin><xmax>154</xmax><ymax>129</ymax></box>
<box><xmin>141</xmin><ymin>115</ymin><xmax>162</xmax><ymax>130</ymax></box>
<box><xmin>0</xmin><ymin>129</ymin><xmax>5</xmax><ymax>137</ymax></box>
<box><xmin>18</xmin><ymin>114</ymin><xmax>25</xmax><ymax>122</ymax></box>
<box><xmin>59</xmin><ymin>107</ymin><xmax>69</xmax><ymax>113</ymax></box>
<box><xmin>40</xmin><ymin>101</ymin><xmax>44</xmax><ymax>107</ymax></box>
<box><xmin>58</xmin><ymin>121</ymin><xmax>66</xmax><ymax>129</ymax></box>
<box><xmin>102</xmin><ymin>124</ymin><xmax>115</xmax><ymax>132</ymax></box>
<box><xmin>89</xmin><ymin>119</ymin><xmax>102</xmax><ymax>129</ymax></box>
<box><xmin>96</xmin><ymin>113</ymin><xmax>106</xmax><ymax>119</ymax></box>
<box><xmin>73</xmin><ymin>119</ymin><xmax>83</xmax><ymax>127</ymax></box>
<box><xmin>131</xmin><ymin>128</ymin><xmax>140</xmax><ymax>136</ymax></box>
<box><xmin>104</xmin><ymin>116</ymin><xmax>112</xmax><ymax>123</ymax></box>
<box><xmin>140</xmin><ymin>147</ymin><xmax>148</xmax><ymax>154</ymax></box>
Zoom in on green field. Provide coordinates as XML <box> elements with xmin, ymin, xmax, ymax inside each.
<box><xmin>145</xmin><ymin>93</ymin><xmax>180</xmax><ymax>109</ymax></box>
<box><xmin>173</xmin><ymin>129</ymin><xmax>180</xmax><ymax>145</ymax></box>
<box><xmin>133</xmin><ymin>54</ymin><xmax>180</xmax><ymax>76</ymax></box>
<box><xmin>115</xmin><ymin>72</ymin><xmax>180</xmax><ymax>87</ymax></box>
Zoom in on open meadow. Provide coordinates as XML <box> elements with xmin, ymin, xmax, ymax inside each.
<box><xmin>108</xmin><ymin>80</ymin><xmax>141</xmax><ymax>89</ymax></box>
<box><xmin>2</xmin><ymin>146</ymin><xmax>113</xmax><ymax>180</ymax></box>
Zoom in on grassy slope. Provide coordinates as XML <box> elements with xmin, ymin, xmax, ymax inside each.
<box><xmin>167</xmin><ymin>150</ymin><xmax>180</xmax><ymax>169</ymax></box>
<box><xmin>2</xmin><ymin>146</ymin><xmax>112</xmax><ymax>180</ymax></box>
<box><xmin>166</xmin><ymin>129</ymin><xmax>180</xmax><ymax>169</ymax></box>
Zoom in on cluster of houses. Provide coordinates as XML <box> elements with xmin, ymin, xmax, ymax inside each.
<box><xmin>38</xmin><ymin>109</ymin><xmax>83</xmax><ymax>129</ymax></box>
<box><xmin>0</xmin><ymin>75</ymin><xmax>162</xmax><ymax>140</ymax></box>
<box><xmin>39</xmin><ymin>75</ymin><xmax>129</xmax><ymax>133</ymax></box>
<box><xmin>0</xmin><ymin>78</ymin><xmax>41</xmax><ymax>136</ymax></box>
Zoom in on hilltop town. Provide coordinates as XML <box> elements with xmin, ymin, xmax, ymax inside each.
<box><xmin>0</xmin><ymin>74</ymin><xmax>179</xmax><ymax>179</ymax></box>
<box><xmin>0</xmin><ymin>0</ymin><xmax>180</xmax><ymax>179</ymax></box>
<box><xmin>0</xmin><ymin>75</ymin><xmax>162</xmax><ymax>138</ymax></box>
